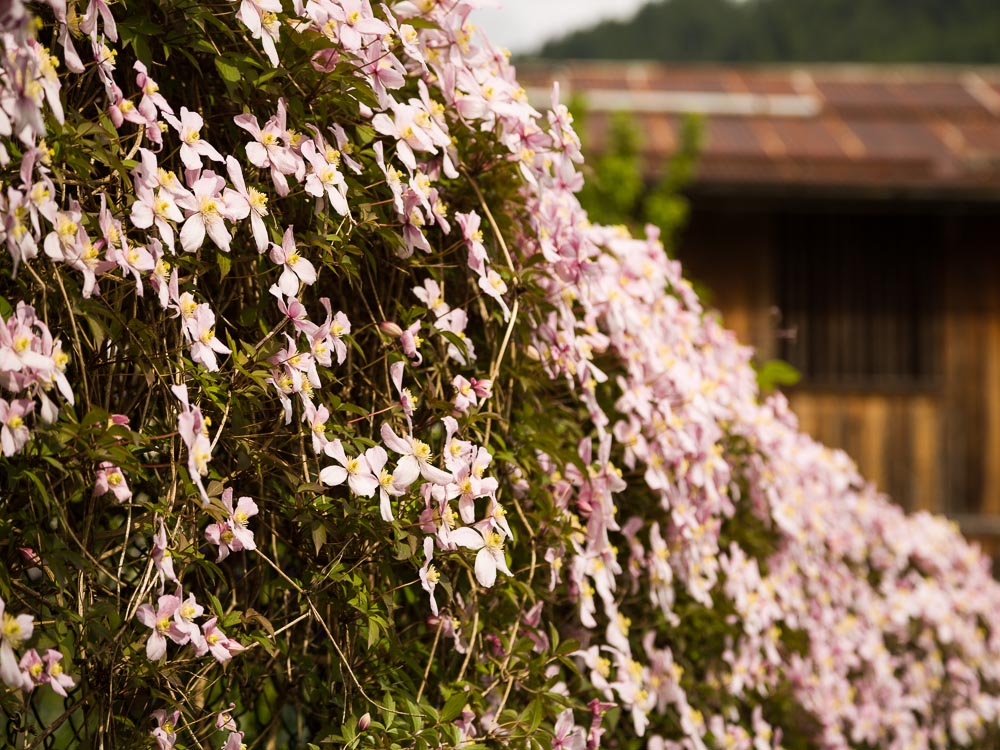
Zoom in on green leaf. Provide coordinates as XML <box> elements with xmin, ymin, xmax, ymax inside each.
<box><xmin>439</xmin><ymin>692</ymin><xmax>467</xmax><ymax>723</ymax></box>
<box><xmin>755</xmin><ymin>358</ymin><xmax>802</xmax><ymax>394</ymax></box>
<box><xmin>217</xmin><ymin>251</ymin><xmax>233</xmax><ymax>279</ymax></box>
<box><xmin>214</xmin><ymin>57</ymin><xmax>242</xmax><ymax>83</ymax></box>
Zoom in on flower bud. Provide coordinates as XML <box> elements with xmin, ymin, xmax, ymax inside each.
<box><xmin>379</xmin><ymin>321</ymin><xmax>403</xmax><ymax>338</ymax></box>
<box><xmin>358</xmin><ymin>712</ymin><xmax>371</xmax><ymax>732</ymax></box>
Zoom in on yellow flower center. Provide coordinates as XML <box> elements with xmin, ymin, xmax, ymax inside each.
<box><xmin>248</xmin><ymin>188</ymin><xmax>268</xmax><ymax>213</ymax></box>
<box><xmin>179</xmin><ymin>295</ymin><xmax>197</xmax><ymax>318</ymax></box>
<box><xmin>199</xmin><ymin>196</ymin><xmax>219</xmax><ymax>216</ymax></box>
<box><xmin>29</xmin><ymin>183</ymin><xmax>49</xmax><ymax>204</ymax></box>
<box><xmin>57</xmin><ymin>216</ymin><xmax>78</xmax><ymax>241</ymax></box>
<box><xmin>158</xmin><ymin>168</ymin><xmax>177</xmax><ymax>188</ymax></box>
<box><xmin>596</xmin><ymin>657</ymin><xmax>611</xmax><ymax>677</ymax></box>
<box><xmin>412</xmin><ymin>440</ymin><xmax>431</xmax><ymax>461</ymax></box>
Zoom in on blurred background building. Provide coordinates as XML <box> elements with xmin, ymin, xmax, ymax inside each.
<box><xmin>485</xmin><ymin>0</ymin><xmax>1000</xmax><ymax>552</ymax></box>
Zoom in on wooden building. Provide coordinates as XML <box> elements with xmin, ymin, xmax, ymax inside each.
<box><xmin>519</xmin><ymin>62</ymin><xmax>1000</xmax><ymax>549</ymax></box>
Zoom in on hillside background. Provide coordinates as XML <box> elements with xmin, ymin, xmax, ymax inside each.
<box><xmin>535</xmin><ymin>0</ymin><xmax>1000</xmax><ymax>62</ymax></box>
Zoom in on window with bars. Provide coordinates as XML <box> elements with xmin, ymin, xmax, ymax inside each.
<box><xmin>777</xmin><ymin>211</ymin><xmax>941</xmax><ymax>390</ymax></box>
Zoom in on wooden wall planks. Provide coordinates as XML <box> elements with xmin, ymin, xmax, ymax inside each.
<box><xmin>678</xmin><ymin>201</ymin><xmax>1000</xmax><ymax>532</ymax></box>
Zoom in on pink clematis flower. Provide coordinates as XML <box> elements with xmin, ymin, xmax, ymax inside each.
<box><xmin>452</xmin><ymin>375</ymin><xmax>476</xmax><ymax>414</ymax></box>
<box><xmin>380</xmin><ymin>423</ymin><xmax>452</xmax><ymax>485</ymax></box>
<box><xmin>371</xmin><ymin>100</ymin><xmax>441</xmax><ymax>171</ymax></box>
<box><xmin>413</xmin><ymin>278</ymin><xmax>449</xmax><ymax>317</ymax></box>
<box><xmin>131</xmin><ymin>182</ymin><xmax>185</xmax><ymax>253</ymax></box>
<box><xmin>184</xmin><ymin>303</ymin><xmax>231</xmax><ymax>372</ymax></box>
<box><xmin>301</xmin><ymin>298</ymin><xmax>350</xmax><ymax>368</ymax></box>
<box><xmin>399</xmin><ymin>320</ymin><xmax>423</xmax><ymax>365</ymax></box>
<box><xmin>450</xmin><ymin>525</ymin><xmax>512</xmax><ymax>589</ymax></box>
<box><xmin>0</xmin><ymin>595</ymin><xmax>34</xmax><ymax>689</ymax></box>
<box><xmin>225</xmin><ymin>156</ymin><xmax>270</xmax><ymax>251</ymax></box>
<box><xmin>477</xmin><ymin>267</ymin><xmax>511</xmax><ymax>320</ymax></box>
<box><xmin>151</xmin><ymin>519</ymin><xmax>177</xmax><ymax>591</ymax></box>
<box><xmin>321</xmin><ymin>439</ymin><xmax>379</xmax><ymax>498</ymax></box>
<box><xmin>171</xmin><ymin>589</ymin><xmax>206</xmax><ymax>655</ymax></box>
<box><xmin>455</xmin><ymin>211</ymin><xmax>487</xmax><ymax>273</ymax></box>
<box><xmin>135</xmin><ymin>594</ymin><xmax>181</xmax><ymax>661</ymax></box>
<box><xmin>270</xmin><ymin>227</ymin><xmax>317</xmax><ymax>297</ymax></box>
<box><xmin>236</xmin><ymin>0</ymin><xmax>282</xmax><ymax>66</ymax></box>
<box><xmin>366</xmin><ymin>444</ymin><xmax>418</xmax><ymax>522</ymax></box>
<box><xmin>37</xmin><ymin>649</ymin><xmax>74</xmax><ymax>696</ymax></box>
<box><xmin>163</xmin><ymin>107</ymin><xmax>223</xmax><ymax>170</ymax></box>
<box><xmin>552</xmin><ymin>709</ymin><xmax>586</xmax><ymax>750</ymax></box>
<box><xmin>134</xmin><ymin>61</ymin><xmax>172</xmax><ymax>120</ymax></box>
<box><xmin>176</xmin><ymin>170</ymin><xmax>239</xmax><ymax>253</ymax></box>
<box><xmin>201</xmin><ymin>618</ymin><xmax>245</xmax><ymax>663</ymax></box>
<box><xmin>205</xmin><ymin>488</ymin><xmax>258</xmax><ymax>561</ymax></box>
<box><xmin>234</xmin><ymin>102</ymin><xmax>301</xmax><ymax>196</ymax></box>
<box><xmin>418</xmin><ymin>536</ymin><xmax>440</xmax><ymax>615</ymax></box>
<box><xmin>172</xmin><ymin>384</ymin><xmax>212</xmax><ymax>505</ymax></box>
<box><xmin>0</xmin><ymin>397</ymin><xmax>33</xmax><ymax>456</ymax></box>
<box><xmin>151</xmin><ymin>709</ymin><xmax>180</xmax><ymax>750</ymax></box>
<box><xmin>94</xmin><ymin>462</ymin><xmax>131</xmax><ymax>502</ymax></box>
<box><xmin>80</xmin><ymin>0</ymin><xmax>118</xmax><ymax>41</ymax></box>
<box><xmin>302</xmin><ymin>140</ymin><xmax>349</xmax><ymax>216</ymax></box>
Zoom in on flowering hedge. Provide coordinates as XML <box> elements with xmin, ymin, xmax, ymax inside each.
<box><xmin>2</xmin><ymin>1</ymin><xmax>1000</xmax><ymax>748</ymax></box>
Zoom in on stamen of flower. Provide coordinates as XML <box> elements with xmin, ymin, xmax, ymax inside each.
<box><xmin>412</xmin><ymin>440</ymin><xmax>431</xmax><ymax>461</ymax></box>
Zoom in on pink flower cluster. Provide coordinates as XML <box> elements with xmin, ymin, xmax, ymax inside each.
<box><xmin>0</xmin><ymin>302</ymin><xmax>73</xmax><ymax>455</ymax></box>
<box><xmin>0</xmin><ymin>594</ymin><xmax>74</xmax><ymax>695</ymax></box>
<box><xmin>136</xmin><ymin>586</ymin><xmax>244</xmax><ymax>663</ymax></box>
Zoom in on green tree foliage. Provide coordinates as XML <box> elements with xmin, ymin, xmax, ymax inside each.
<box><xmin>573</xmin><ymin>104</ymin><xmax>701</xmax><ymax>252</ymax></box>
<box><xmin>537</xmin><ymin>0</ymin><xmax>1000</xmax><ymax>63</ymax></box>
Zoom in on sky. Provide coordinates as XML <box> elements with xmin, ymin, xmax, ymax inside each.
<box><xmin>470</xmin><ymin>0</ymin><xmax>650</xmax><ymax>54</ymax></box>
